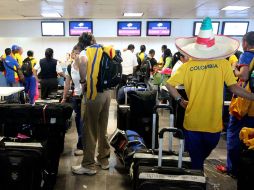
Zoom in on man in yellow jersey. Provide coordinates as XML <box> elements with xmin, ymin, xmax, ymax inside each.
<box><xmin>166</xmin><ymin>17</ymin><xmax>254</xmax><ymax>170</ymax></box>
<box><xmin>72</xmin><ymin>32</ymin><xmax>114</xmax><ymax>175</ymax></box>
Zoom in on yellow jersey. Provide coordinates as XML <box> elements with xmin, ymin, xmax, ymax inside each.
<box><xmin>168</xmin><ymin>59</ymin><xmax>237</xmax><ymax>133</ymax></box>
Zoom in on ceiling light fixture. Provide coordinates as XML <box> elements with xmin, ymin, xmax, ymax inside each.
<box><xmin>221</xmin><ymin>6</ymin><xmax>250</xmax><ymax>11</ymax></box>
<box><xmin>123</xmin><ymin>12</ymin><xmax>144</xmax><ymax>17</ymax></box>
<box><xmin>41</xmin><ymin>12</ymin><xmax>62</xmax><ymax>18</ymax></box>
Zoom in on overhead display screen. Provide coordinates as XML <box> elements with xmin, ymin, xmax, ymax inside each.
<box><xmin>69</xmin><ymin>21</ymin><xmax>93</xmax><ymax>36</ymax></box>
<box><xmin>193</xmin><ymin>21</ymin><xmax>220</xmax><ymax>36</ymax></box>
<box><xmin>222</xmin><ymin>21</ymin><xmax>249</xmax><ymax>36</ymax></box>
<box><xmin>41</xmin><ymin>21</ymin><xmax>65</xmax><ymax>36</ymax></box>
<box><xmin>147</xmin><ymin>21</ymin><xmax>171</xmax><ymax>36</ymax></box>
<box><xmin>117</xmin><ymin>21</ymin><xmax>141</xmax><ymax>36</ymax></box>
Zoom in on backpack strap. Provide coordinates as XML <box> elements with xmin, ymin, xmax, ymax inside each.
<box><xmin>67</xmin><ymin>64</ymin><xmax>72</xmax><ymax>79</ymax></box>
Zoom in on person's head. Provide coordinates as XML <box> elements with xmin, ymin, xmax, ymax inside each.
<box><xmin>71</xmin><ymin>44</ymin><xmax>81</xmax><ymax>59</ymax></box>
<box><xmin>235</xmin><ymin>50</ymin><xmax>243</xmax><ymax>60</ymax></box>
<box><xmin>163</xmin><ymin>49</ymin><xmax>172</xmax><ymax>63</ymax></box>
<box><xmin>149</xmin><ymin>49</ymin><xmax>155</xmax><ymax>58</ymax></box>
<box><xmin>140</xmin><ymin>45</ymin><xmax>146</xmax><ymax>53</ymax></box>
<box><xmin>161</xmin><ymin>45</ymin><xmax>167</xmax><ymax>53</ymax></box>
<box><xmin>164</xmin><ymin>49</ymin><xmax>172</xmax><ymax>58</ymax></box>
<box><xmin>127</xmin><ymin>44</ymin><xmax>135</xmax><ymax>52</ymax></box>
<box><xmin>11</xmin><ymin>45</ymin><xmax>20</xmax><ymax>54</ymax></box>
<box><xmin>27</xmin><ymin>50</ymin><xmax>34</xmax><ymax>57</ymax></box>
<box><xmin>45</xmin><ymin>48</ymin><xmax>54</xmax><ymax>59</ymax></box>
<box><xmin>78</xmin><ymin>32</ymin><xmax>96</xmax><ymax>50</ymax></box>
<box><xmin>5</xmin><ymin>48</ymin><xmax>11</xmax><ymax>56</ymax></box>
<box><xmin>172</xmin><ymin>52</ymin><xmax>188</xmax><ymax>66</ymax></box>
<box><xmin>242</xmin><ymin>31</ymin><xmax>254</xmax><ymax>51</ymax></box>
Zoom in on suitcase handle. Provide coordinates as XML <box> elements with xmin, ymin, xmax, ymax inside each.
<box><xmin>153</xmin><ymin>104</ymin><xmax>173</xmax><ymax>113</ymax></box>
<box><xmin>159</xmin><ymin>128</ymin><xmax>184</xmax><ymax>139</ymax></box>
<box><xmin>158</xmin><ymin>127</ymin><xmax>184</xmax><ymax>168</ymax></box>
<box><xmin>152</xmin><ymin>104</ymin><xmax>174</xmax><ymax>150</ymax></box>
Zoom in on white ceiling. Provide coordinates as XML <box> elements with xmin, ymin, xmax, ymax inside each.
<box><xmin>0</xmin><ymin>0</ymin><xmax>253</xmax><ymax>20</ymax></box>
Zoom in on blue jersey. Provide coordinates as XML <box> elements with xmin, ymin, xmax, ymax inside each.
<box><xmin>238</xmin><ymin>51</ymin><xmax>254</xmax><ymax>67</ymax></box>
<box><xmin>4</xmin><ymin>55</ymin><xmax>19</xmax><ymax>83</ymax></box>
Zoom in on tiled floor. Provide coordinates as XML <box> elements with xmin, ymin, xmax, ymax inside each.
<box><xmin>54</xmin><ymin>99</ymin><xmax>236</xmax><ymax>190</ymax></box>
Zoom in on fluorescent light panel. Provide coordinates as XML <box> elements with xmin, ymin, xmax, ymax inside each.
<box><xmin>41</xmin><ymin>12</ymin><xmax>62</xmax><ymax>18</ymax></box>
<box><xmin>123</xmin><ymin>12</ymin><xmax>143</xmax><ymax>17</ymax></box>
<box><xmin>221</xmin><ymin>6</ymin><xmax>250</xmax><ymax>11</ymax></box>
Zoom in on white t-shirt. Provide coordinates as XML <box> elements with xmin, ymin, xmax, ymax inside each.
<box><xmin>121</xmin><ymin>50</ymin><xmax>138</xmax><ymax>75</ymax></box>
<box><xmin>65</xmin><ymin>62</ymin><xmax>82</xmax><ymax>96</ymax></box>
<box><xmin>33</xmin><ymin>60</ymin><xmax>63</xmax><ymax>75</ymax></box>
<box><xmin>171</xmin><ymin>60</ymin><xmax>185</xmax><ymax>90</ymax></box>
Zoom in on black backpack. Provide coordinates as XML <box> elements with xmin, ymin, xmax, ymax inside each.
<box><xmin>0</xmin><ymin>59</ymin><xmax>5</xmax><ymax>72</ymax></box>
<box><xmin>21</xmin><ymin>58</ymin><xmax>34</xmax><ymax>77</ymax></box>
<box><xmin>97</xmin><ymin>48</ymin><xmax>123</xmax><ymax>92</ymax></box>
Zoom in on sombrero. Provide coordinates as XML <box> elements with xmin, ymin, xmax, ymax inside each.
<box><xmin>175</xmin><ymin>17</ymin><xmax>240</xmax><ymax>60</ymax></box>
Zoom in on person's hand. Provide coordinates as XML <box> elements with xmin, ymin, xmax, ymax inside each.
<box><xmin>61</xmin><ymin>98</ymin><xmax>66</xmax><ymax>103</ymax></box>
<box><xmin>180</xmin><ymin>100</ymin><xmax>188</xmax><ymax>109</ymax></box>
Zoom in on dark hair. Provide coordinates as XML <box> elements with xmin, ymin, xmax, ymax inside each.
<box><xmin>244</xmin><ymin>32</ymin><xmax>254</xmax><ymax>47</ymax></box>
<box><xmin>45</xmin><ymin>48</ymin><xmax>54</xmax><ymax>59</ymax></box>
<box><xmin>73</xmin><ymin>44</ymin><xmax>82</xmax><ymax>53</ymax></box>
<box><xmin>27</xmin><ymin>50</ymin><xmax>34</xmax><ymax>57</ymax></box>
<box><xmin>140</xmin><ymin>45</ymin><xmax>146</xmax><ymax>52</ymax></box>
<box><xmin>5</xmin><ymin>48</ymin><xmax>11</xmax><ymax>56</ymax></box>
<box><xmin>163</xmin><ymin>49</ymin><xmax>172</xmax><ymax>63</ymax></box>
<box><xmin>162</xmin><ymin>45</ymin><xmax>167</xmax><ymax>51</ymax></box>
<box><xmin>149</xmin><ymin>49</ymin><xmax>155</xmax><ymax>55</ymax></box>
<box><xmin>78</xmin><ymin>32</ymin><xmax>94</xmax><ymax>50</ymax></box>
<box><xmin>235</xmin><ymin>50</ymin><xmax>243</xmax><ymax>60</ymax></box>
<box><xmin>172</xmin><ymin>52</ymin><xmax>184</xmax><ymax>67</ymax></box>
<box><xmin>127</xmin><ymin>44</ymin><xmax>135</xmax><ymax>50</ymax></box>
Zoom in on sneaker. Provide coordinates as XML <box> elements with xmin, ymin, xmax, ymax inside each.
<box><xmin>74</xmin><ymin>149</ymin><xmax>83</xmax><ymax>156</ymax></box>
<box><xmin>71</xmin><ymin>165</ymin><xmax>96</xmax><ymax>175</ymax></box>
<box><xmin>96</xmin><ymin>161</ymin><xmax>110</xmax><ymax>170</ymax></box>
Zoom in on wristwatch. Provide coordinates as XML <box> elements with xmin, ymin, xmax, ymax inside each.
<box><xmin>175</xmin><ymin>96</ymin><xmax>183</xmax><ymax>104</ymax></box>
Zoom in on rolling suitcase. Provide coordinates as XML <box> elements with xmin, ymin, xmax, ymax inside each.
<box><xmin>117</xmin><ymin>82</ymin><xmax>147</xmax><ymax>131</ymax></box>
<box><xmin>0</xmin><ymin>138</ymin><xmax>44</xmax><ymax>190</ymax></box>
<box><xmin>130</xmin><ymin>105</ymin><xmax>191</xmax><ymax>188</ymax></box>
<box><xmin>237</xmin><ymin>145</ymin><xmax>254</xmax><ymax>190</ymax></box>
<box><xmin>128</xmin><ymin>90</ymin><xmax>157</xmax><ymax>148</ymax></box>
<box><xmin>134</xmin><ymin>128</ymin><xmax>206</xmax><ymax>190</ymax></box>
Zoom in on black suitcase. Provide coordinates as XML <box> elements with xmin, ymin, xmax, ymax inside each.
<box><xmin>0</xmin><ymin>139</ymin><xmax>44</xmax><ymax>190</ymax></box>
<box><xmin>134</xmin><ymin>128</ymin><xmax>206</xmax><ymax>190</ymax></box>
<box><xmin>237</xmin><ymin>145</ymin><xmax>254</xmax><ymax>190</ymax></box>
<box><xmin>128</xmin><ymin>91</ymin><xmax>157</xmax><ymax>149</ymax></box>
<box><xmin>117</xmin><ymin>104</ymin><xmax>131</xmax><ymax>130</ymax></box>
<box><xmin>117</xmin><ymin>83</ymin><xmax>148</xmax><ymax>131</ymax></box>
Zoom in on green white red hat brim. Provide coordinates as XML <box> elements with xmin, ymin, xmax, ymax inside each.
<box><xmin>175</xmin><ymin>35</ymin><xmax>240</xmax><ymax>60</ymax></box>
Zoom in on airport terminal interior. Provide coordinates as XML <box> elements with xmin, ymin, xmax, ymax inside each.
<box><xmin>1</xmin><ymin>0</ymin><xmax>254</xmax><ymax>190</ymax></box>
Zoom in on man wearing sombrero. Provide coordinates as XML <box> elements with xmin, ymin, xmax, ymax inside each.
<box><xmin>166</xmin><ymin>17</ymin><xmax>254</xmax><ymax>170</ymax></box>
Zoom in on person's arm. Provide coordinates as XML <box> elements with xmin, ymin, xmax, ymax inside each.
<box><xmin>56</xmin><ymin>61</ymin><xmax>65</xmax><ymax>78</ymax></box>
<box><xmin>61</xmin><ymin>75</ymin><xmax>71</xmax><ymax>103</ymax></box>
<box><xmin>229</xmin><ymin>84</ymin><xmax>254</xmax><ymax>101</ymax></box>
<box><xmin>79</xmin><ymin>55</ymin><xmax>87</xmax><ymax>94</ymax></box>
<box><xmin>232</xmin><ymin>65</ymin><xmax>249</xmax><ymax>81</ymax></box>
<box><xmin>166</xmin><ymin>83</ymin><xmax>188</xmax><ymax>108</ymax></box>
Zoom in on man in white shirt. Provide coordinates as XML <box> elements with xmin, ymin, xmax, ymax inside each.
<box><xmin>121</xmin><ymin>44</ymin><xmax>138</xmax><ymax>85</ymax></box>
